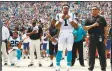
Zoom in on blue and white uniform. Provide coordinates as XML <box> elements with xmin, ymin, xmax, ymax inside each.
<box><xmin>8</xmin><ymin>36</ymin><xmax>22</xmax><ymax>66</ymax></box>
<box><xmin>55</xmin><ymin>13</ymin><xmax>77</xmax><ymax>68</ymax></box>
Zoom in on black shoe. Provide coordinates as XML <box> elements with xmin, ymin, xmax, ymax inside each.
<box><xmin>102</xmin><ymin>70</ymin><xmax>106</xmax><ymax>71</ymax></box>
<box><xmin>71</xmin><ymin>64</ymin><xmax>74</xmax><ymax>67</ymax></box>
<box><xmin>4</xmin><ymin>63</ymin><xmax>8</xmax><ymax>65</ymax></box>
<box><xmin>39</xmin><ymin>63</ymin><xmax>42</xmax><ymax>67</ymax></box>
<box><xmin>28</xmin><ymin>56</ymin><xmax>30</xmax><ymax>59</ymax></box>
<box><xmin>71</xmin><ymin>62</ymin><xmax>74</xmax><ymax>66</ymax></box>
<box><xmin>88</xmin><ymin>70</ymin><xmax>93</xmax><ymax>71</ymax></box>
<box><xmin>81</xmin><ymin>64</ymin><xmax>85</xmax><ymax>67</ymax></box>
<box><xmin>35</xmin><ymin>57</ymin><xmax>37</xmax><ymax>59</ymax></box>
<box><xmin>28</xmin><ymin>64</ymin><xmax>34</xmax><ymax>67</ymax></box>
<box><xmin>49</xmin><ymin>63</ymin><xmax>53</xmax><ymax>67</ymax></box>
<box><xmin>11</xmin><ymin>63</ymin><xmax>15</xmax><ymax>66</ymax></box>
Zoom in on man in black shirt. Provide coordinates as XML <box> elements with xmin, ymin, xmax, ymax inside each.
<box><xmin>83</xmin><ymin>6</ymin><xmax>108</xmax><ymax>71</ymax></box>
<box><xmin>27</xmin><ymin>20</ymin><xmax>43</xmax><ymax>67</ymax></box>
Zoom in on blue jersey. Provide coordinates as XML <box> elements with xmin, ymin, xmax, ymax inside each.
<box><xmin>9</xmin><ymin>37</ymin><xmax>21</xmax><ymax>48</ymax></box>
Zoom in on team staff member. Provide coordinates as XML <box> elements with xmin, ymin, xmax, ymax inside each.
<box><xmin>1</xmin><ymin>21</ymin><xmax>10</xmax><ymax>65</ymax></box>
<box><xmin>83</xmin><ymin>6</ymin><xmax>108</xmax><ymax>71</ymax></box>
<box><xmin>71</xmin><ymin>24</ymin><xmax>86</xmax><ymax>67</ymax></box>
<box><xmin>27</xmin><ymin>20</ymin><xmax>43</xmax><ymax>67</ymax></box>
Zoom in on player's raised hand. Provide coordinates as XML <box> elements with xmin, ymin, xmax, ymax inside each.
<box><xmin>65</xmin><ymin>14</ymin><xmax>70</xmax><ymax>19</ymax></box>
<box><xmin>62</xmin><ymin>14</ymin><xmax>66</xmax><ymax>19</ymax></box>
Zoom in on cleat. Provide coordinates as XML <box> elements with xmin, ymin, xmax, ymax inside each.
<box><xmin>81</xmin><ymin>64</ymin><xmax>85</xmax><ymax>67</ymax></box>
<box><xmin>28</xmin><ymin>56</ymin><xmax>30</xmax><ymax>59</ymax></box>
<box><xmin>4</xmin><ymin>63</ymin><xmax>8</xmax><ymax>65</ymax></box>
<box><xmin>28</xmin><ymin>64</ymin><xmax>34</xmax><ymax>67</ymax></box>
<box><xmin>11</xmin><ymin>63</ymin><xmax>15</xmax><ymax>66</ymax></box>
<box><xmin>39</xmin><ymin>63</ymin><xmax>42</xmax><ymax>67</ymax></box>
<box><xmin>49</xmin><ymin>63</ymin><xmax>53</xmax><ymax>67</ymax></box>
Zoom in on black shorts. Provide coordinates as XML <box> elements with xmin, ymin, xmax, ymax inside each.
<box><xmin>49</xmin><ymin>41</ymin><xmax>58</xmax><ymax>55</ymax></box>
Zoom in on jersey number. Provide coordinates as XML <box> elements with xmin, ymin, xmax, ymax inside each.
<box><xmin>11</xmin><ymin>41</ymin><xmax>19</xmax><ymax>46</ymax></box>
<box><xmin>64</xmin><ymin>19</ymin><xmax>68</xmax><ymax>26</ymax></box>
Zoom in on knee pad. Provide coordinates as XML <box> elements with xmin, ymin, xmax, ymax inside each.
<box><xmin>16</xmin><ymin>49</ymin><xmax>22</xmax><ymax>60</ymax></box>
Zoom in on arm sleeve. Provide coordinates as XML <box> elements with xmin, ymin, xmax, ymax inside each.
<box><xmin>102</xmin><ymin>17</ymin><xmax>107</xmax><ymax>27</ymax></box>
<box><xmin>97</xmin><ymin>16</ymin><xmax>107</xmax><ymax>27</ymax></box>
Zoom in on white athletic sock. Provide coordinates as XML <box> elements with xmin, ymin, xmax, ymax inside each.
<box><xmin>38</xmin><ymin>60</ymin><xmax>41</xmax><ymax>64</ymax></box>
<box><xmin>56</xmin><ymin>66</ymin><xmax>60</xmax><ymax>70</ymax></box>
<box><xmin>67</xmin><ymin>66</ymin><xmax>70</xmax><ymax>70</ymax></box>
<box><xmin>50</xmin><ymin>60</ymin><xmax>53</xmax><ymax>64</ymax></box>
<box><xmin>16</xmin><ymin>59</ymin><xmax>20</xmax><ymax>66</ymax></box>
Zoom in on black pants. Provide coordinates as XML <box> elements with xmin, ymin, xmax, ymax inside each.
<box><xmin>72</xmin><ymin>40</ymin><xmax>84</xmax><ymax>66</ymax></box>
<box><xmin>110</xmin><ymin>39</ymin><xmax>112</xmax><ymax>66</ymax></box>
<box><xmin>49</xmin><ymin>41</ymin><xmax>58</xmax><ymax>56</ymax></box>
<box><xmin>88</xmin><ymin>34</ymin><xmax>106</xmax><ymax>70</ymax></box>
<box><xmin>0</xmin><ymin>44</ymin><xmax>2</xmax><ymax>71</ymax></box>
